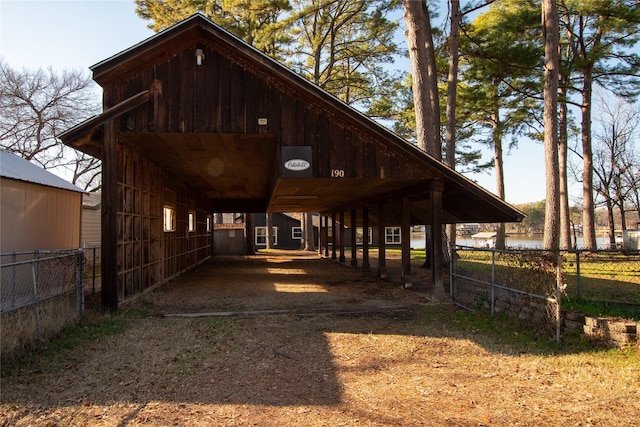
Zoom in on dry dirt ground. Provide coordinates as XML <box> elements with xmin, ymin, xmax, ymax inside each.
<box><xmin>2</xmin><ymin>251</ymin><xmax>639</xmax><ymax>426</ymax></box>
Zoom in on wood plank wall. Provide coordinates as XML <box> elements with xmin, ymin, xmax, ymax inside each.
<box><xmin>115</xmin><ymin>144</ymin><xmax>212</xmax><ymax>301</ymax></box>
<box><xmin>110</xmin><ymin>44</ymin><xmax>424</xmax><ymax>183</ymax></box>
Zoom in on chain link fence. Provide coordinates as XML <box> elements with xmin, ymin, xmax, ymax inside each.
<box><xmin>83</xmin><ymin>244</ymin><xmax>101</xmax><ymax>295</ymax></box>
<box><xmin>1</xmin><ymin>249</ymin><xmax>85</xmax><ymax>359</ymax></box>
<box><xmin>562</xmin><ymin>250</ymin><xmax>640</xmax><ymax>301</ymax></box>
<box><xmin>450</xmin><ymin>246</ymin><xmax>563</xmax><ymax>342</ymax></box>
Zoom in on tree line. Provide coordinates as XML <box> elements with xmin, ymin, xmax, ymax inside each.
<box><xmin>1</xmin><ymin>0</ymin><xmax>638</xmax><ymax>251</ymax></box>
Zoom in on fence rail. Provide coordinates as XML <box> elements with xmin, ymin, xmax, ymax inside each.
<box><xmin>1</xmin><ymin>249</ymin><xmax>85</xmax><ymax>358</ymax></box>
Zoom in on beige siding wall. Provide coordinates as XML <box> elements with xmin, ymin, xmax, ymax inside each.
<box><xmin>82</xmin><ymin>207</ymin><xmax>101</xmax><ymax>247</ymax></box>
<box><xmin>1</xmin><ymin>178</ymin><xmax>82</xmax><ymax>253</ymax></box>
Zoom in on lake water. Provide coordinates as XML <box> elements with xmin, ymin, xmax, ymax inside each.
<box><xmin>409</xmin><ymin>232</ymin><xmax>614</xmax><ymax>250</ymax></box>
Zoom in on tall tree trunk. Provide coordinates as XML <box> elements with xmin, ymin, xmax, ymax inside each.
<box><xmin>445</xmin><ymin>0</ymin><xmax>460</xmax><ymax>168</ymax></box>
<box><xmin>445</xmin><ymin>0</ymin><xmax>461</xmax><ymax>254</ymax></box>
<box><xmin>614</xmin><ymin>174</ymin><xmax>627</xmax><ymax>231</ymax></box>
<box><xmin>403</xmin><ymin>0</ymin><xmax>442</xmax><ymax>268</ymax></box>
<box><xmin>491</xmin><ymin>110</ymin><xmax>506</xmax><ymax>250</ymax></box>
<box><xmin>402</xmin><ymin>0</ymin><xmax>441</xmax><ymax>158</ymax></box>
<box><xmin>423</xmin><ymin>4</ymin><xmax>441</xmax><ymax>159</ymax></box>
<box><xmin>605</xmin><ymin>196</ymin><xmax>616</xmax><ymax>247</ymax></box>
<box><xmin>558</xmin><ymin>76</ymin><xmax>572</xmax><ymax>249</ymax></box>
<box><xmin>542</xmin><ymin>0</ymin><xmax>560</xmax><ymax>251</ymax></box>
<box><xmin>581</xmin><ymin>65</ymin><xmax>597</xmax><ymax>250</ymax></box>
<box><xmin>618</xmin><ymin>203</ymin><xmax>627</xmax><ymax>231</ymax></box>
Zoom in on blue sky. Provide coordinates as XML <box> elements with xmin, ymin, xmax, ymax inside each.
<box><xmin>1</xmin><ymin>0</ymin><xmax>553</xmax><ymax>204</ymax></box>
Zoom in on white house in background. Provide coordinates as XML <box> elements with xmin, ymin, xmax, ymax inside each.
<box><xmin>82</xmin><ymin>192</ymin><xmax>102</xmax><ymax>265</ymax></box>
<box><xmin>0</xmin><ymin>150</ymin><xmax>85</xmax><ymax>253</ymax></box>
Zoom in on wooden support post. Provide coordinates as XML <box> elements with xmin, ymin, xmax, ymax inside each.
<box><xmin>102</xmin><ymin>119</ymin><xmax>118</xmax><ymax>312</ymax></box>
<box><xmin>431</xmin><ymin>180</ymin><xmax>445</xmax><ymax>302</ymax></box>
<box><xmin>318</xmin><ymin>215</ymin><xmax>323</xmax><ymax>256</ymax></box>
<box><xmin>266</xmin><ymin>213</ymin><xmax>273</xmax><ymax>249</ymax></box>
<box><xmin>245</xmin><ymin>214</ymin><xmax>255</xmax><ymax>255</ymax></box>
<box><xmin>350</xmin><ymin>209</ymin><xmax>358</xmax><ymax>268</ymax></box>
<box><xmin>324</xmin><ymin>216</ymin><xmax>329</xmax><ymax>257</ymax></box>
<box><xmin>362</xmin><ymin>206</ymin><xmax>370</xmax><ymax>272</ymax></box>
<box><xmin>401</xmin><ymin>196</ymin><xmax>412</xmax><ymax>288</ymax></box>
<box><xmin>331</xmin><ymin>212</ymin><xmax>337</xmax><ymax>260</ymax></box>
<box><xmin>377</xmin><ymin>201</ymin><xmax>387</xmax><ymax>279</ymax></box>
<box><xmin>339</xmin><ymin>211</ymin><xmax>346</xmax><ymax>263</ymax></box>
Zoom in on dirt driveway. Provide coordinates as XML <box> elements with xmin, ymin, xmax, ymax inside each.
<box><xmin>2</xmin><ymin>251</ymin><xmax>639</xmax><ymax>426</ymax></box>
<box><xmin>135</xmin><ymin>250</ymin><xmax>425</xmax><ymax>315</ymax></box>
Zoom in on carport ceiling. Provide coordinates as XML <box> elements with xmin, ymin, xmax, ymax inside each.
<box><xmin>120</xmin><ymin>132</ymin><xmax>424</xmax><ymax>214</ymax></box>
<box><xmin>119</xmin><ymin>131</ymin><xmax>518</xmax><ymax>226</ymax></box>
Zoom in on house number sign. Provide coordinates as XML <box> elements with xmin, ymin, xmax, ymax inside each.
<box><xmin>331</xmin><ymin>169</ymin><xmax>345</xmax><ymax>177</ymax></box>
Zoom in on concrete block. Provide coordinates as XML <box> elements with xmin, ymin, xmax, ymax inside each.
<box><xmin>564</xmin><ymin>319</ymin><xmax>583</xmax><ymax>330</ymax></box>
<box><xmin>584</xmin><ymin>316</ymin><xmax>603</xmax><ymax>328</ymax></box>
<box><xmin>564</xmin><ymin>311</ymin><xmax>585</xmax><ymax>322</ymax></box>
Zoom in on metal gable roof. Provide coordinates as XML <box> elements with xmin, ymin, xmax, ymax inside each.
<box><xmin>0</xmin><ymin>150</ymin><xmax>84</xmax><ymax>193</ymax></box>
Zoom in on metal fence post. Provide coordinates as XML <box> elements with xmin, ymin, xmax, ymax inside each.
<box><xmin>11</xmin><ymin>252</ymin><xmax>17</xmax><ymax>310</ymax></box>
<box><xmin>77</xmin><ymin>249</ymin><xmax>85</xmax><ymax>317</ymax></box>
<box><xmin>575</xmin><ymin>250</ymin><xmax>582</xmax><ymax>299</ymax></box>
<box><xmin>31</xmin><ymin>260</ymin><xmax>42</xmax><ymax>339</ymax></box>
<box><xmin>92</xmin><ymin>247</ymin><xmax>97</xmax><ymax>295</ymax></box>
<box><xmin>491</xmin><ymin>249</ymin><xmax>496</xmax><ymax>316</ymax></box>
<box><xmin>450</xmin><ymin>245</ymin><xmax>456</xmax><ymax>301</ymax></box>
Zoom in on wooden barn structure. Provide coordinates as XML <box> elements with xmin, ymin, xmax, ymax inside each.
<box><xmin>61</xmin><ymin>14</ymin><xmax>524</xmax><ymax>311</ymax></box>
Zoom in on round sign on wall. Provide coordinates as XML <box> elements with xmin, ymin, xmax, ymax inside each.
<box><xmin>284</xmin><ymin>159</ymin><xmax>311</xmax><ymax>171</ymax></box>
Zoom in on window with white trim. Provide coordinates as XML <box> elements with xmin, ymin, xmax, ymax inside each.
<box><xmin>256</xmin><ymin>226</ymin><xmax>278</xmax><ymax>246</ymax></box>
<box><xmin>163</xmin><ymin>206</ymin><xmax>176</xmax><ymax>232</ymax></box>
<box><xmin>292</xmin><ymin>227</ymin><xmax>302</xmax><ymax>240</ymax></box>
<box><xmin>356</xmin><ymin>227</ymin><xmax>372</xmax><ymax>245</ymax></box>
<box><xmin>188</xmin><ymin>211</ymin><xmax>196</xmax><ymax>232</ymax></box>
<box><xmin>385</xmin><ymin>227</ymin><xmax>401</xmax><ymax>244</ymax></box>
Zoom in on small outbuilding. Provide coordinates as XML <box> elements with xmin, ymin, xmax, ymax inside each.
<box><xmin>470</xmin><ymin>231</ymin><xmax>503</xmax><ymax>248</ymax></box>
<box><xmin>0</xmin><ymin>150</ymin><xmax>84</xmax><ymax>253</ymax></box>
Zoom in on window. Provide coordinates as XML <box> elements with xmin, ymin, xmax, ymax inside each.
<box><xmin>385</xmin><ymin>227</ymin><xmax>401</xmax><ymax>244</ymax></box>
<box><xmin>292</xmin><ymin>227</ymin><xmax>302</xmax><ymax>240</ymax></box>
<box><xmin>256</xmin><ymin>226</ymin><xmax>278</xmax><ymax>246</ymax></box>
<box><xmin>356</xmin><ymin>227</ymin><xmax>372</xmax><ymax>245</ymax></box>
<box><xmin>163</xmin><ymin>206</ymin><xmax>176</xmax><ymax>232</ymax></box>
<box><xmin>206</xmin><ymin>215</ymin><xmax>212</xmax><ymax>232</ymax></box>
<box><xmin>188</xmin><ymin>211</ymin><xmax>196</xmax><ymax>232</ymax></box>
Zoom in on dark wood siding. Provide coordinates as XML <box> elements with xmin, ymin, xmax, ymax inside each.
<box><xmin>253</xmin><ymin>213</ymin><xmax>303</xmax><ymax>250</ymax></box>
<box><xmin>105</xmin><ymin>40</ymin><xmax>429</xmax><ymax>184</ymax></box>
<box><xmin>115</xmin><ymin>144</ymin><xmax>212</xmax><ymax>301</ymax></box>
